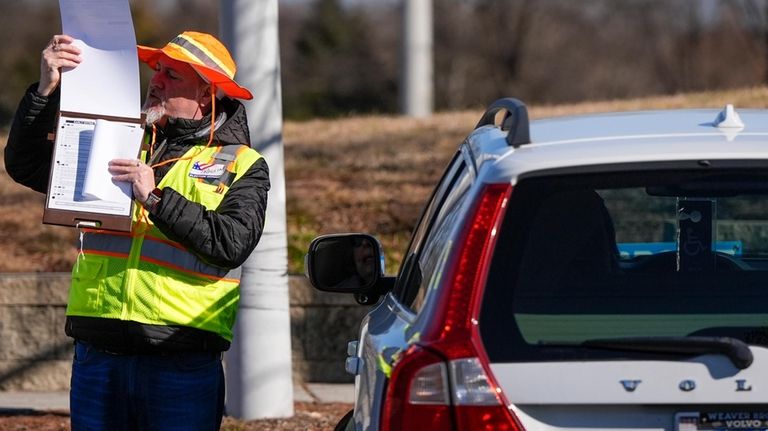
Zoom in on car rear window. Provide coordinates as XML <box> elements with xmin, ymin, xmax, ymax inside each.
<box><xmin>480</xmin><ymin>167</ymin><xmax>768</xmax><ymax>362</ymax></box>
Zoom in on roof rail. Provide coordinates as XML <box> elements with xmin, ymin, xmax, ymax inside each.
<box><xmin>475</xmin><ymin>98</ymin><xmax>531</xmax><ymax>148</ymax></box>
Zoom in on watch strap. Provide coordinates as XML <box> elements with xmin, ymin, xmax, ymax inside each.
<box><xmin>143</xmin><ymin>187</ymin><xmax>163</xmax><ymax>211</ymax></box>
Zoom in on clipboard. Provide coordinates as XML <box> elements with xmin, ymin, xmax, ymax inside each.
<box><xmin>43</xmin><ymin>110</ymin><xmax>145</xmax><ymax>232</ymax></box>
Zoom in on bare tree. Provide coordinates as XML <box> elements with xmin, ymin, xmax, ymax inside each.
<box><xmin>736</xmin><ymin>0</ymin><xmax>768</xmax><ymax>84</ymax></box>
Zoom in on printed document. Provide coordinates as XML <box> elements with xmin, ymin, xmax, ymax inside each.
<box><xmin>82</xmin><ymin>119</ymin><xmax>143</xmax><ymax>202</ymax></box>
<box><xmin>45</xmin><ymin>0</ymin><xmax>143</xmax><ymax>224</ymax></box>
<box><xmin>47</xmin><ymin>117</ymin><xmax>142</xmax><ymax>216</ymax></box>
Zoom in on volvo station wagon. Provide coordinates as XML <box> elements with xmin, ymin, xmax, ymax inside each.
<box><xmin>306</xmin><ymin>98</ymin><xmax>768</xmax><ymax>431</ymax></box>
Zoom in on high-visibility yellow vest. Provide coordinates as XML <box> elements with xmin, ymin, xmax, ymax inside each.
<box><xmin>67</xmin><ymin>143</ymin><xmax>263</xmax><ymax>342</ymax></box>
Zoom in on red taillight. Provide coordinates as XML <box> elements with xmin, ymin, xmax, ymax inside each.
<box><xmin>382</xmin><ymin>184</ymin><xmax>524</xmax><ymax>431</ymax></box>
<box><xmin>451</xmin><ymin>357</ymin><xmax>521</xmax><ymax>431</ymax></box>
<box><xmin>455</xmin><ymin>405</ymin><xmax>521</xmax><ymax>431</ymax></box>
<box><xmin>381</xmin><ymin>351</ymin><xmax>522</xmax><ymax>431</ymax></box>
<box><xmin>429</xmin><ymin>183</ymin><xmax>512</xmax><ymax>351</ymax></box>
<box><xmin>381</xmin><ymin>346</ymin><xmax>452</xmax><ymax>430</ymax></box>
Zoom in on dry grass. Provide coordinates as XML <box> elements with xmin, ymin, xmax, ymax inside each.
<box><xmin>283</xmin><ymin>87</ymin><xmax>768</xmax><ymax>273</ymax></box>
<box><xmin>3</xmin><ymin>87</ymin><xmax>768</xmax><ymax>273</ymax></box>
<box><xmin>0</xmin><ymin>158</ymin><xmax>79</xmax><ymax>272</ymax></box>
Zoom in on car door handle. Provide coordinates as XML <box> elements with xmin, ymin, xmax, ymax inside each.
<box><xmin>346</xmin><ymin>340</ymin><xmax>362</xmax><ymax>375</ymax></box>
<box><xmin>346</xmin><ymin>356</ymin><xmax>363</xmax><ymax>375</ymax></box>
<box><xmin>347</xmin><ymin>340</ymin><xmax>359</xmax><ymax>356</ymax></box>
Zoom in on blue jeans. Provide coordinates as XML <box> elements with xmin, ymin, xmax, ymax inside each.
<box><xmin>70</xmin><ymin>341</ymin><xmax>225</xmax><ymax>431</ymax></box>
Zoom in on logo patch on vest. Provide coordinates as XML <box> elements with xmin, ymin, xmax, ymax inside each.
<box><xmin>189</xmin><ymin>161</ymin><xmax>226</xmax><ymax>179</ymax></box>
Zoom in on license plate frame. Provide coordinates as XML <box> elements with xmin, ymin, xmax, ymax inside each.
<box><xmin>676</xmin><ymin>411</ymin><xmax>768</xmax><ymax>431</ymax></box>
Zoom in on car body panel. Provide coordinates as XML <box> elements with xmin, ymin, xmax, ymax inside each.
<box><xmin>510</xmin><ymin>404</ymin><xmax>689</xmax><ymax>431</ymax></box>
<box><xmin>471</xmin><ymin>109</ymin><xmax>768</xmax><ymax>185</ymax></box>
<box><xmin>497</xmin><ymin>136</ymin><xmax>768</xmax><ymax>179</ymax></box>
<box><xmin>351</xmin><ymin>294</ymin><xmax>415</xmax><ymax>431</ymax></box>
<box><xmin>530</xmin><ymin>109</ymin><xmax>768</xmax><ymax>144</ymax></box>
<box><xmin>490</xmin><ymin>346</ymin><xmax>768</xmax><ymax>405</ymax></box>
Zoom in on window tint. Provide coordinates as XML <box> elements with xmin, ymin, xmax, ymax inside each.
<box><xmin>408</xmin><ymin>164</ymin><xmax>472</xmax><ymax>312</ymax></box>
<box><xmin>393</xmin><ymin>153</ymin><xmax>472</xmax><ymax>313</ymax></box>
<box><xmin>481</xmin><ymin>168</ymin><xmax>768</xmax><ymax>362</ymax></box>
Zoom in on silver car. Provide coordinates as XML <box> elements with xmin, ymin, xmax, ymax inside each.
<box><xmin>306</xmin><ymin>98</ymin><xmax>768</xmax><ymax>431</ymax></box>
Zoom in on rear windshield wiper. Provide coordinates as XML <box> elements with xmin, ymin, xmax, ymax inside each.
<box><xmin>540</xmin><ymin>336</ymin><xmax>753</xmax><ymax>369</ymax></box>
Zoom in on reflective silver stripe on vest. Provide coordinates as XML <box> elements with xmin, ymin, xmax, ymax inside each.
<box><xmin>83</xmin><ymin>233</ymin><xmax>131</xmax><ymax>255</ymax></box>
<box><xmin>141</xmin><ymin>239</ymin><xmax>241</xmax><ymax>279</ymax></box>
<box><xmin>213</xmin><ymin>146</ymin><xmax>238</xmax><ymax>162</ymax></box>
<box><xmin>202</xmin><ymin>145</ymin><xmax>246</xmax><ymax>186</ymax></box>
<box><xmin>83</xmin><ymin>233</ymin><xmax>241</xmax><ymax>280</ymax></box>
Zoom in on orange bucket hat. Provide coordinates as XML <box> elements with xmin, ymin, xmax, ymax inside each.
<box><xmin>137</xmin><ymin>31</ymin><xmax>253</xmax><ymax>100</ymax></box>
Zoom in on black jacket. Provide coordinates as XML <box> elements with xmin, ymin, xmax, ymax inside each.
<box><xmin>5</xmin><ymin>84</ymin><xmax>270</xmax><ymax>352</ymax></box>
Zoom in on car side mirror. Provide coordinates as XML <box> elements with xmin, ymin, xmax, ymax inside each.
<box><xmin>305</xmin><ymin>234</ymin><xmax>386</xmax><ymax>298</ymax></box>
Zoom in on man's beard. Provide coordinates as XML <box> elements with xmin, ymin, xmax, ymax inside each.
<box><xmin>142</xmin><ymin>100</ymin><xmax>165</xmax><ymax>126</ymax></box>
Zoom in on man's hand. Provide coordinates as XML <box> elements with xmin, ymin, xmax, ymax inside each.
<box><xmin>38</xmin><ymin>34</ymin><xmax>82</xmax><ymax>96</ymax></box>
<box><xmin>108</xmin><ymin>159</ymin><xmax>156</xmax><ymax>204</ymax></box>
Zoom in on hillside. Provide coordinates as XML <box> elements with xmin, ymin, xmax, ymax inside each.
<box><xmin>2</xmin><ymin>88</ymin><xmax>768</xmax><ymax>273</ymax></box>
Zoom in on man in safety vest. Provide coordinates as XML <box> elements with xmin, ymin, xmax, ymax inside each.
<box><xmin>5</xmin><ymin>31</ymin><xmax>269</xmax><ymax>430</ymax></box>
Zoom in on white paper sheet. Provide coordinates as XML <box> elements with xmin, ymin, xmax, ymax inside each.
<box><xmin>58</xmin><ymin>0</ymin><xmax>141</xmax><ymax>118</ymax></box>
<box><xmin>81</xmin><ymin>119</ymin><xmax>143</xmax><ymax>201</ymax></box>
<box><xmin>46</xmin><ymin>116</ymin><xmax>143</xmax><ymax>217</ymax></box>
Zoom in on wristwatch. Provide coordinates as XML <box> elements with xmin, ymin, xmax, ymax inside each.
<box><xmin>143</xmin><ymin>187</ymin><xmax>163</xmax><ymax>211</ymax></box>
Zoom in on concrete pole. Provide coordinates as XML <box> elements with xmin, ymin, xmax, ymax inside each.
<box><xmin>401</xmin><ymin>0</ymin><xmax>434</xmax><ymax>117</ymax></box>
<box><xmin>220</xmin><ymin>0</ymin><xmax>294</xmax><ymax>419</ymax></box>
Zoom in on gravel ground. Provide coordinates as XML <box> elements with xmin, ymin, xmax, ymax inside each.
<box><xmin>0</xmin><ymin>402</ymin><xmax>351</xmax><ymax>431</ymax></box>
